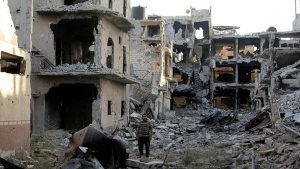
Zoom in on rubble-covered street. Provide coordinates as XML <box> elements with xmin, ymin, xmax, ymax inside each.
<box><xmin>6</xmin><ymin>92</ymin><xmax>300</xmax><ymax>169</ymax></box>
<box><xmin>2</xmin><ymin>0</ymin><xmax>300</xmax><ymax>169</ymax></box>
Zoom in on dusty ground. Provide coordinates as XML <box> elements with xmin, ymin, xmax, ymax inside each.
<box><xmin>6</xmin><ymin>102</ymin><xmax>300</xmax><ymax>169</ymax></box>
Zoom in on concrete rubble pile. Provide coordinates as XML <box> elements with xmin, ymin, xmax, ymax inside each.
<box><xmin>278</xmin><ymin>90</ymin><xmax>300</xmax><ymax>121</ymax></box>
<box><xmin>123</xmin><ymin>102</ymin><xmax>300</xmax><ymax>168</ymax></box>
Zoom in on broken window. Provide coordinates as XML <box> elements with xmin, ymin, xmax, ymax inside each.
<box><xmin>194</xmin><ymin>21</ymin><xmax>210</xmax><ymax>39</ymax></box>
<box><xmin>107</xmin><ymin>38</ymin><xmax>114</xmax><ymax>68</ymax></box>
<box><xmin>121</xmin><ymin>101</ymin><xmax>125</xmax><ymax>116</ymax></box>
<box><xmin>238</xmin><ymin>38</ymin><xmax>260</xmax><ymax>56</ymax></box>
<box><xmin>213</xmin><ymin>43</ymin><xmax>235</xmax><ymax>59</ymax></box>
<box><xmin>148</xmin><ymin>25</ymin><xmax>160</xmax><ymax>37</ymax></box>
<box><xmin>119</xmin><ymin>36</ymin><xmax>122</xmax><ymax>45</ymax></box>
<box><xmin>45</xmin><ymin>84</ymin><xmax>98</xmax><ymax>130</ymax></box>
<box><xmin>0</xmin><ymin>52</ymin><xmax>25</xmax><ymax>75</ymax></box>
<box><xmin>213</xmin><ymin>88</ymin><xmax>235</xmax><ymax>109</ymax></box>
<box><xmin>123</xmin><ymin>0</ymin><xmax>127</xmax><ymax>17</ymax></box>
<box><xmin>214</xmin><ymin>65</ymin><xmax>235</xmax><ymax>83</ymax></box>
<box><xmin>213</xmin><ymin>38</ymin><xmax>236</xmax><ymax>59</ymax></box>
<box><xmin>238</xmin><ymin>62</ymin><xmax>260</xmax><ymax>84</ymax></box>
<box><xmin>123</xmin><ymin>46</ymin><xmax>126</xmax><ymax>73</ymax></box>
<box><xmin>173</xmin><ymin>68</ymin><xmax>189</xmax><ymax>84</ymax></box>
<box><xmin>64</xmin><ymin>0</ymin><xmax>89</xmax><ymax>5</ymax></box>
<box><xmin>173</xmin><ymin>45</ymin><xmax>190</xmax><ymax>63</ymax></box>
<box><xmin>200</xmin><ymin>45</ymin><xmax>210</xmax><ymax>63</ymax></box>
<box><xmin>109</xmin><ymin>0</ymin><xmax>113</xmax><ymax>9</ymax></box>
<box><xmin>108</xmin><ymin>100</ymin><xmax>112</xmax><ymax>115</ymax></box>
<box><xmin>173</xmin><ymin>21</ymin><xmax>193</xmax><ymax>38</ymax></box>
<box><xmin>238</xmin><ymin>89</ymin><xmax>251</xmax><ymax>109</ymax></box>
<box><xmin>148</xmin><ymin>42</ymin><xmax>157</xmax><ymax>47</ymax></box>
<box><xmin>51</xmin><ymin>19</ymin><xmax>96</xmax><ymax>65</ymax></box>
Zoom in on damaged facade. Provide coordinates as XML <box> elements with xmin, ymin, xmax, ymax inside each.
<box><xmin>130</xmin><ymin>13</ymin><xmax>173</xmax><ymax>119</ymax></box>
<box><xmin>210</xmin><ymin>35</ymin><xmax>261</xmax><ymax>110</ymax></box>
<box><xmin>30</xmin><ymin>0</ymin><xmax>137</xmax><ymax>133</ymax></box>
<box><xmin>164</xmin><ymin>9</ymin><xmax>212</xmax><ymax>109</ymax></box>
<box><xmin>129</xmin><ymin>8</ymin><xmax>213</xmax><ymax>111</ymax></box>
<box><xmin>0</xmin><ymin>0</ymin><xmax>32</xmax><ymax>156</ymax></box>
<box><xmin>255</xmin><ymin>31</ymin><xmax>300</xmax><ymax>123</ymax></box>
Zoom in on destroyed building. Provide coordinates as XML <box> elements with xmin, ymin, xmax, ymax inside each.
<box><xmin>0</xmin><ymin>0</ymin><xmax>32</xmax><ymax>156</ymax></box>
<box><xmin>129</xmin><ymin>8</ymin><xmax>213</xmax><ymax>110</ymax></box>
<box><xmin>210</xmin><ymin>34</ymin><xmax>261</xmax><ymax>110</ymax></box>
<box><xmin>130</xmin><ymin>9</ymin><xmax>173</xmax><ymax>119</ymax></box>
<box><xmin>164</xmin><ymin>9</ymin><xmax>212</xmax><ymax>108</ymax></box>
<box><xmin>255</xmin><ymin>31</ymin><xmax>300</xmax><ymax>123</ymax></box>
<box><xmin>30</xmin><ymin>0</ymin><xmax>138</xmax><ymax>133</ymax></box>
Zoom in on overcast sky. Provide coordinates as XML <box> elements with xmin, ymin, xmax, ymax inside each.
<box><xmin>131</xmin><ymin>0</ymin><xmax>297</xmax><ymax>35</ymax></box>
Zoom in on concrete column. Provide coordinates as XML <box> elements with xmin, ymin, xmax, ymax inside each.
<box><xmin>235</xmin><ymin>64</ymin><xmax>238</xmax><ymax>84</ymax></box>
<box><xmin>21</xmin><ymin>0</ymin><xmax>33</xmax><ymax>50</ymax></box>
<box><xmin>235</xmin><ymin>88</ymin><xmax>238</xmax><ymax>110</ymax></box>
<box><xmin>32</xmin><ymin>95</ymin><xmax>46</xmax><ymax>134</ymax></box>
<box><xmin>260</xmin><ymin>38</ymin><xmax>265</xmax><ymax>53</ymax></box>
<box><xmin>94</xmin><ymin>19</ymin><xmax>102</xmax><ymax>66</ymax></box>
<box><xmin>210</xmin><ymin>68</ymin><xmax>215</xmax><ymax>106</ymax></box>
<box><xmin>235</xmin><ymin>38</ymin><xmax>239</xmax><ymax>57</ymax></box>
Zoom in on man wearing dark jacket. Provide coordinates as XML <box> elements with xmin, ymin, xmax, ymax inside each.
<box><xmin>137</xmin><ymin>113</ymin><xmax>153</xmax><ymax>158</ymax></box>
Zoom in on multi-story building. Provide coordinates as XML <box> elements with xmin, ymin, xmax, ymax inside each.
<box><xmin>163</xmin><ymin>9</ymin><xmax>212</xmax><ymax>108</ymax></box>
<box><xmin>0</xmin><ymin>0</ymin><xmax>32</xmax><ymax>156</ymax></box>
<box><xmin>210</xmin><ymin>35</ymin><xmax>261</xmax><ymax>110</ymax></box>
<box><xmin>130</xmin><ymin>13</ymin><xmax>173</xmax><ymax>119</ymax></box>
<box><xmin>255</xmin><ymin>31</ymin><xmax>300</xmax><ymax>123</ymax></box>
<box><xmin>30</xmin><ymin>0</ymin><xmax>138</xmax><ymax>133</ymax></box>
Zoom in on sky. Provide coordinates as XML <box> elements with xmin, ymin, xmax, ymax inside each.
<box><xmin>131</xmin><ymin>0</ymin><xmax>298</xmax><ymax>35</ymax></box>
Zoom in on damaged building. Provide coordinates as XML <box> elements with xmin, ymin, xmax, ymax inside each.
<box><xmin>255</xmin><ymin>31</ymin><xmax>300</xmax><ymax>122</ymax></box>
<box><xmin>130</xmin><ymin>9</ymin><xmax>173</xmax><ymax>119</ymax></box>
<box><xmin>30</xmin><ymin>0</ymin><xmax>138</xmax><ymax>133</ymax></box>
<box><xmin>164</xmin><ymin>9</ymin><xmax>212</xmax><ymax>108</ymax></box>
<box><xmin>129</xmin><ymin>8</ymin><xmax>213</xmax><ymax>110</ymax></box>
<box><xmin>0</xmin><ymin>0</ymin><xmax>32</xmax><ymax>156</ymax></box>
<box><xmin>210</xmin><ymin>34</ymin><xmax>261</xmax><ymax>110</ymax></box>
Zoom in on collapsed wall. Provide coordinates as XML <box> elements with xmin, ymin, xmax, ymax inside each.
<box><xmin>129</xmin><ymin>17</ymin><xmax>172</xmax><ymax>118</ymax></box>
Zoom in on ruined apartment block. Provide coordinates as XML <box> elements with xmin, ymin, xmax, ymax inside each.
<box><xmin>0</xmin><ymin>0</ymin><xmax>32</xmax><ymax>156</ymax></box>
<box><xmin>130</xmin><ymin>10</ymin><xmax>173</xmax><ymax>118</ymax></box>
<box><xmin>255</xmin><ymin>31</ymin><xmax>300</xmax><ymax>116</ymax></box>
<box><xmin>211</xmin><ymin>34</ymin><xmax>261</xmax><ymax>110</ymax></box>
<box><xmin>163</xmin><ymin>9</ymin><xmax>212</xmax><ymax>108</ymax></box>
<box><xmin>30</xmin><ymin>0</ymin><xmax>137</xmax><ymax>133</ymax></box>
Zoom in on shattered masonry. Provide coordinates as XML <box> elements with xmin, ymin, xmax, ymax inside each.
<box><xmin>1</xmin><ymin>0</ymin><xmax>300</xmax><ymax>164</ymax></box>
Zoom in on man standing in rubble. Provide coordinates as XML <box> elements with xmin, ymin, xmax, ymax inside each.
<box><xmin>137</xmin><ymin>113</ymin><xmax>153</xmax><ymax>158</ymax></box>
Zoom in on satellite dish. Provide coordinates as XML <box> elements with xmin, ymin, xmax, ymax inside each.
<box><xmin>186</xmin><ymin>9</ymin><xmax>190</xmax><ymax>14</ymax></box>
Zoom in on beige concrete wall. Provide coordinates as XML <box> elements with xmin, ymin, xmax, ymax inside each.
<box><xmin>31</xmin><ymin>76</ymin><xmax>100</xmax><ymax>133</ymax></box>
<box><xmin>34</xmin><ymin>0</ymin><xmax>131</xmax><ymax>18</ymax></box>
<box><xmin>0</xmin><ymin>0</ymin><xmax>31</xmax><ymax>157</ymax></box>
<box><xmin>31</xmin><ymin>1</ymin><xmax>131</xmax><ymax>133</ymax></box>
<box><xmin>32</xmin><ymin>14</ymin><xmax>130</xmax><ymax>71</ymax></box>
<box><xmin>31</xmin><ymin>14</ymin><xmax>58</xmax><ymax>63</ymax></box>
<box><xmin>101</xmin><ymin>18</ymin><xmax>130</xmax><ymax>74</ymax></box>
<box><xmin>100</xmin><ymin>79</ymin><xmax>128</xmax><ymax>132</ymax></box>
<box><xmin>101</xmin><ymin>0</ymin><xmax>131</xmax><ymax>18</ymax></box>
<box><xmin>0</xmin><ymin>0</ymin><xmax>18</xmax><ymax>46</ymax></box>
<box><xmin>7</xmin><ymin>0</ymin><xmax>33</xmax><ymax>50</ymax></box>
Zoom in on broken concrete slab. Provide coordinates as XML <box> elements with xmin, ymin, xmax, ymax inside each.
<box><xmin>126</xmin><ymin>159</ymin><xmax>163</xmax><ymax>169</ymax></box>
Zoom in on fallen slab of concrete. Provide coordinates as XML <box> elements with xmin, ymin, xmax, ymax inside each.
<box><xmin>126</xmin><ymin>159</ymin><xmax>163</xmax><ymax>169</ymax></box>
